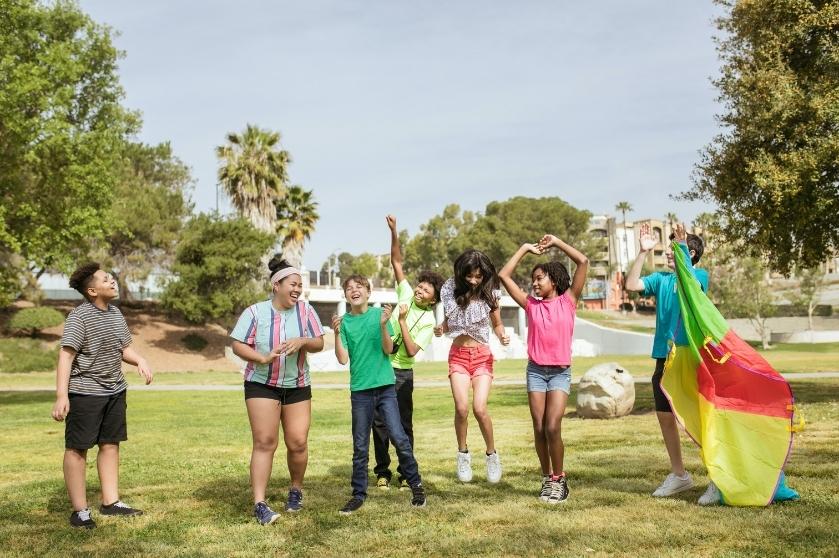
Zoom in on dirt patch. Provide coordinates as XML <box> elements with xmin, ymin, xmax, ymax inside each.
<box><xmin>39</xmin><ymin>302</ymin><xmax>238</xmax><ymax>373</ymax></box>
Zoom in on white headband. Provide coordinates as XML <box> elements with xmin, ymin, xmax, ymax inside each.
<box><xmin>271</xmin><ymin>267</ymin><xmax>301</xmax><ymax>285</ymax></box>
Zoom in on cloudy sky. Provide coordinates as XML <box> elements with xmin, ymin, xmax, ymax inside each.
<box><xmin>80</xmin><ymin>0</ymin><xmax>724</xmax><ymax>268</ymax></box>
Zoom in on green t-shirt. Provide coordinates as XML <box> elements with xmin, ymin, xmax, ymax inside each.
<box><xmin>340</xmin><ymin>307</ymin><xmax>395</xmax><ymax>391</ymax></box>
<box><xmin>389</xmin><ymin>279</ymin><xmax>436</xmax><ymax>370</ymax></box>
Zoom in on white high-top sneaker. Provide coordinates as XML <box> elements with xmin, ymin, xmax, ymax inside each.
<box><xmin>486</xmin><ymin>451</ymin><xmax>502</xmax><ymax>484</ymax></box>
<box><xmin>456</xmin><ymin>451</ymin><xmax>473</xmax><ymax>483</ymax></box>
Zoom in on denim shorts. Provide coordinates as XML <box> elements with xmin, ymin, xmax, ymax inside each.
<box><xmin>526</xmin><ymin>361</ymin><xmax>572</xmax><ymax>394</ymax></box>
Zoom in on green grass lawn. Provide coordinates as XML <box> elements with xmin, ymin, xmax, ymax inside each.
<box><xmin>1</xmin><ymin>379</ymin><xmax>837</xmax><ymax>557</ymax></box>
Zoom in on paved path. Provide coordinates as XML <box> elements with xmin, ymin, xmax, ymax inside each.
<box><xmin>3</xmin><ymin>372</ymin><xmax>838</xmax><ymax>392</ymax></box>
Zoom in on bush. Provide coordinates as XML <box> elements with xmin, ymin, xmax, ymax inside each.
<box><xmin>181</xmin><ymin>333</ymin><xmax>208</xmax><ymax>352</ymax></box>
<box><xmin>9</xmin><ymin>307</ymin><xmax>65</xmax><ymax>337</ymax></box>
<box><xmin>0</xmin><ymin>338</ymin><xmax>56</xmax><ymax>373</ymax></box>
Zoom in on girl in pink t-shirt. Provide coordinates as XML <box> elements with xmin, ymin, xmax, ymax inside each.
<box><xmin>498</xmin><ymin>234</ymin><xmax>588</xmax><ymax>505</ymax></box>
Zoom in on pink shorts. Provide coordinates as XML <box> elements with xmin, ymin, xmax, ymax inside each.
<box><xmin>448</xmin><ymin>345</ymin><xmax>494</xmax><ymax>378</ymax></box>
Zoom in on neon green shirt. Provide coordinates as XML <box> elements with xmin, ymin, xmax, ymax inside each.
<box><xmin>388</xmin><ymin>280</ymin><xmax>435</xmax><ymax>370</ymax></box>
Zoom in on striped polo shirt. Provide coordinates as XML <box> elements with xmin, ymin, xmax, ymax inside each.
<box><xmin>60</xmin><ymin>302</ymin><xmax>132</xmax><ymax>396</ymax></box>
<box><xmin>230</xmin><ymin>299</ymin><xmax>324</xmax><ymax>388</ymax></box>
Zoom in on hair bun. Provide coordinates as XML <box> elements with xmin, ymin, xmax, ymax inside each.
<box><xmin>268</xmin><ymin>254</ymin><xmax>291</xmax><ymax>274</ymax></box>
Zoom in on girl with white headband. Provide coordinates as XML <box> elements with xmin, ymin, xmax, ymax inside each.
<box><xmin>229</xmin><ymin>255</ymin><xmax>325</xmax><ymax>525</ymax></box>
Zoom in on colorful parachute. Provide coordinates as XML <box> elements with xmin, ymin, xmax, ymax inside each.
<box><xmin>661</xmin><ymin>241</ymin><xmax>801</xmax><ymax>506</ymax></box>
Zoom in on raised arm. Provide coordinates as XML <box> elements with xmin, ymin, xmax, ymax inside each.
<box><xmin>498</xmin><ymin>243</ymin><xmax>542</xmax><ymax>308</ymax></box>
<box><xmin>386</xmin><ymin>215</ymin><xmax>406</xmax><ymax>284</ymax></box>
<box><xmin>539</xmin><ymin>234</ymin><xmax>589</xmax><ymax>302</ymax></box>
<box><xmin>331</xmin><ymin>315</ymin><xmax>349</xmax><ymax>365</ymax></box>
<box><xmin>625</xmin><ymin>223</ymin><xmax>655</xmax><ymax>292</ymax></box>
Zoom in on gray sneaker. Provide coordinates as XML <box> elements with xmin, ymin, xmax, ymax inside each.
<box><xmin>547</xmin><ymin>476</ymin><xmax>569</xmax><ymax>504</ymax></box>
<box><xmin>254</xmin><ymin>501</ymin><xmax>280</xmax><ymax>525</ymax></box>
<box><xmin>539</xmin><ymin>475</ymin><xmax>552</xmax><ymax>502</ymax></box>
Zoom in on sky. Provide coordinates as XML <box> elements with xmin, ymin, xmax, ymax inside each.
<box><xmin>79</xmin><ymin>0</ymin><xmax>724</xmax><ymax>268</ymax></box>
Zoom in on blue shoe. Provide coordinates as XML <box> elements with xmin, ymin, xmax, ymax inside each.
<box><xmin>285</xmin><ymin>488</ymin><xmax>303</xmax><ymax>513</ymax></box>
<box><xmin>254</xmin><ymin>501</ymin><xmax>280</xmax><ymax>525</ymax></box>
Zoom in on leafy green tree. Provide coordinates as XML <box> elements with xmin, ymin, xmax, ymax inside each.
<box><xmin>706</xmin><ymin>244</ymin><xmax>777</xmax><ymax>349</ymax></box>
<box><xmin>403</xmin><ymin>204</ymin><xmax>476</xmax><ymax>276</ymax></box>
<box><xmin>89</xmin><ymin>142</ymin><xmax>193</xmax><ymax>300</ymax></box>
<box><xmin>332</xmin><ymin>252</ymin><xmax>380</xmax><ymax>283</ymax></box>
<box><xmin>0</xmin><ymin>0</ymin><xmax>139</xmax><ymax>301</ymax></box>
<box><xmin>9</xmin><ymin>307</ymin><xmax>65</xmax><ymax>338</ymax></box>
<box><xmin>791</xmin><ymin>265</ymin><xmax>826</xmax><ymax>332</ymax></box>
<box><xmin>160</xmin><ymin>214</ymin><xmax>274</xmax><ymax>323</ymax></box>
<box><xmin>275</xmin><ymin>185</ymin><xmax>318</xmax><ymax>268</ymax></box>
<box><xmin>216</xmin><ymin>125</ymin><xmax>289</xmax><ymax>235</ymax></box>
<box><xmin>684</xmin><ymin>0</ymin><xmax>839</xmax><ymax>274</ymax></box>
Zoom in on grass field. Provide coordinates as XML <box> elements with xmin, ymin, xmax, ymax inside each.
<box><xmin>1</xmin><ymin>375</ymin><xmax>837</xmax><ymax>557</ymax></box>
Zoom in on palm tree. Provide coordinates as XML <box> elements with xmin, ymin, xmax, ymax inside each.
<box><xmin>615</xmin><ymin>201</ymin><xmax>633</xmax><ymax>312</ymax></box>
<box><xmin>275</xmin><ymin>185</ymin><xmax>319</xmax><ymax>268</ymax></box>
<box><xmin>216</xmin><ymin>124</ymin><xmax>290</xmax><ymax>234</ymax></box>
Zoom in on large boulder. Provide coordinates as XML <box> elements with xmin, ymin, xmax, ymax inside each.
<box><xmin>577</xmin><ymin>362</ymin><xmax>635</xmax><ymax>418</ymax></box>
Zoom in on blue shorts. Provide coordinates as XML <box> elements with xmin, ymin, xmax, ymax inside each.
<box><xmin>526</xmin><ymin>361</ymin><xmax>572</xmax><ymax>394</ymax></box>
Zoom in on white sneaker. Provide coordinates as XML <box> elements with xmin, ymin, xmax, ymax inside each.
<box><xmin>486</xmin><ymin>451</ymin><xmax>502</xmax><ymax>484</ymax></box>
<box><xmin>698</xmin><ymin>481</ymin><xmax>721</xmax><ymax>506</ymax></box>
<box><xmin>456</xmin><ymin>451</ymin><xmax>472</xmax><ymax>483</ymax></box>
<box><xmin>652</xmin><ymin>472</ymin><xmax>694</xmax><ymax>497</ymax></box>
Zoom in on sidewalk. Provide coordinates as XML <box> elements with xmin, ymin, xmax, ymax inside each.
<box><xmin>4</xmin><ymin>372</ymin><xmax>837</xmax><ymax>392</ymax></box>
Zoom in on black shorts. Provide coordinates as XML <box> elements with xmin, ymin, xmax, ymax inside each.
<box><xmin>244</xmin><ymin>381</ymin><xmax>312</xmax><ymax>405</ymax></box>
<box><xmin>651</xmin><ymin>358</ymin><xmax>673</xmax><ymax>413</ymax></box>
<box><xmin>65</xmin><ymin>390</ymin><xmax>127</xmax><ymax>450</ymax></box>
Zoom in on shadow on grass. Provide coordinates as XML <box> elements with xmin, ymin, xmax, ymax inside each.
<box><xmin>0</xmin><ymin>390</ymin><xmax>53</xmax><ymax>406</ymax></box>
<box><xmin>789</xmin><ymin>380</ymin><xmax>839</xmax><ymax>404</ymax></box>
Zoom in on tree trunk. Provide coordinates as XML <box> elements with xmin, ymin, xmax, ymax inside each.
<box><xmin>808</xmin><ymin>303</ymin><xmax>815</xmax><ymax>332</ymax></box>
<box><xmin>283</xmin><ymin>240</ymin><xmax>304</xmax><ymax>269</ymax></box>
<box><xmin>113</xmin><ymin>271</ymin><xmax>133</xmax><ymax>302</ymax></box>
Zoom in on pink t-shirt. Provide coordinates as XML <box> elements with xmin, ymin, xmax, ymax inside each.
<box><xmin>525</xmin><ymin>293</ymin><xmax>575</xmax><ymax>366</ymax></box>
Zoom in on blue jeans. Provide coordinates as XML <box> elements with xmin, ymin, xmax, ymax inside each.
<box><xmin>351</xmin><ymin>385</ymin><xmax>421</xmax><ymax>498</ymax></box>
<box><xmin>526</xmin><ymin>361</ymin><xmax>572</xmax><ymax>394</ymax></box>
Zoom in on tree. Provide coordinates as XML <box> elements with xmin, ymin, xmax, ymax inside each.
<box><xmin>91</xmin><ymin>142</ymin><xmax>193</xmax><ymax>301</ymax></box>
<box><xmin>0</xmin><ymin>0</ymin><xmax>139</xmax><ymax>302</ymax></box>
<box><xmin>159</xmin><ymin>214</ymin><xmax>274</xmax><ymax>323</ymax></box>
<box><xmin>665</xmin><ymin>212</ymin><xmax>678</xmax><ymax>236</ymax></box>
<box><xmin>216</xmin><ymin>125</ymin><xmax>289</xmax><ymax>235</ymax></box>
<box><xmin>9</xmin><ymin>306</ymin><xmax>65</xmax><ymax>338</ymax></box>
<box><xmin>275</xmin><ymin>185</ymin><xmax>318</xmax><ymax>269</ymax></box>
<box><xmin>791</xmin><ymin>265</ymin><xmax>825</xmax><ymax>334</ymax></box>
<box><xmin>707</xmin><ymin>244</ymin><xmax>777</xmax><ymax>350</ymax></box>
<box><xmin>331</xmin><ymin>252</ymin><xmax>380</xmax><ymax>283</ymax></box>
<box><xmin>684</xmin><ymin>0</ymin><xmax>839</xmax><ymax>274</ymax></box>
<box><xmin>403</xmin><ymin>204</ymin><xmax>476</xmax><ymax>276</ymax></box>
<box><xmin>614</xmin><ymin>202</ymin><xmax>633</xmax><ymax>272</ymax></box>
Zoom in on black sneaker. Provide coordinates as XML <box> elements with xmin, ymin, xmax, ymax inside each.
<box><xmin>539</xmin><ymin>475</ymin><xmax>552</xmax><ymax>502</ymax></box>
<box><xmin>69</xmin><ymin>508</ymin><xmax>96</xmax><ymax>529</ymax></box>
<box><xmin>99</xmin><ymin>500</ymin><xmax>143</xmax><ymax>516</ymax></box>
<box><xmin>285</xmin><ymin>488</ymin><xmax>303</xmax><ymax>512</ymax></box>
<box><xmin>254</xmin><ymin>501</ymin><xmax>280</xmax><ymax>525</ymax></box>
<box><xmin>410</xmin><ymin>484</ymin><xmax>427</xmax><ymax>508</ymax></box>
<box><xmin>547</xmin><ymin>476</ymin><xmax>569</xmax><ymax>504</ymax></box>
<box><xmin>339</xmin><ymin>497</ymin><xmax>364</xmax><ymax>515</ymax></box>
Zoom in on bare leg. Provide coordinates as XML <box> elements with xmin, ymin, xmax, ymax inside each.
<box><xmin>544</xmin><ymin>391</ymin><xmax>569</xmax><ymax>474</ymax></box>
<box><xmin>471</xmin><ymin>375</ymin><xmax>495</xmax><ymax>454</ymax></box>
<box><xmin>97</xmin><ymin>443</ymin><xmax>120</xmax><ymax>505</ymax></box>
<box><xmin>64</xmin><ymin>449</ymin><xmax>88</xmax><ymax>511</ymax></box>
<box><xmin>528</xmin><ymin>392</ymin><xmax>550</xmax><ymax>475</ymax></box>
<box><xmin>246</xmin><ymin>398</ymin><xmax>282</xmax><ymax>503</ymax></box>
<box><xmin>449</xmin><ymin>373</ymin><xmax>471</xmax><ymax>450</ymax></box>
<box><xmin>280</xmin><ymin>400</ymin><xmax>311</xmax><ymax>490</ymax></box>
<box><xmin>657</xmin><ymin>411</ymin><xmax>686</xmax><ymax>476</ymax></box>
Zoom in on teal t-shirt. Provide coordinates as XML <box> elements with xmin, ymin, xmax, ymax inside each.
<box><xmin>642</xmin><ymin>244</ymin><xmax>709</xmax><ymax>359</ymax></box>
<box><xmin>389</xmin><ymin>279</ymin><xmax>436</xmax><ymax>370</ymax></box>
<box><xmin>340</xmin><ymin>307</ymin><xmax>396</xmax><ymax>391</ymax></box>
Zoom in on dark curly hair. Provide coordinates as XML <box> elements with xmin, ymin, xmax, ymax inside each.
<box><xmin>416</xmin><ymin>270</ymin><xmax>445</xmax><ymax>304</ymax></box>
<box><xmin>531</xmin><ymin>261</ymin><xmax>571</xmax><ymax>297</ymax></box>
<box><xmin>267</xmin><ymin>254</ymin><xmax>294</xmax><ymax>283</ymax></box>
<box><xmin>453</xmin><ymin>249</ymin><xmax>499</xmax><ymax>310</ymax></box>
<box><xmin>668</xmin><ymin>232</ymin><xmax>705</xmax><ymax>264</ymax></box>
<box><xmin>69</xmin><ymin>262</ymin><xmax>101</xmax><ymax>300</ymax></box>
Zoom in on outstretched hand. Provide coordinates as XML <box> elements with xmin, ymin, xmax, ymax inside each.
<box><xmin>673</xmin><ymin>223</ymin><xmax>687</xmax><ymax>242</ymax></box>
<box><xmin>639</xmin><ymin>223</ymin><xmax>656</xmax><ymax>252</ymax></box>
<box><xmin>538</xmin><ymin>235</ymin><xmax>558</xmax><ymax>251</ymax></box>
<box><xmin>386</xmin><ymin>215</ymin><xmax>397</xmax><ymax>231</ymax></box>
<box><xmin>523</xmin><ymin>243</ymin><xmax>543</xmax><ymax>255</ymax></box>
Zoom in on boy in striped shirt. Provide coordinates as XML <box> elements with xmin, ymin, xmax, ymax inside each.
<box><xmin>51</xmin><ymin>263</ymin><xmax>153</xmax><ymax>529</ymax></box>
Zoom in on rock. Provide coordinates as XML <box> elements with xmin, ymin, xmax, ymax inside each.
<box><xmin>577</xmin><ymin>362</ymin><xmax>635</xmax><ymax>419</ymax></box>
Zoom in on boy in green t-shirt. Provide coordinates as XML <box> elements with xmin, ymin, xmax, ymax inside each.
<box><xmin>332</xmin><ymin>274</ymin><xmax>427</xmax><ymax>515</ymax></box>
<box><xmin>372</xmin><ymin>215</ymin><xmax>444</xmax><ymax>490</ymax></box>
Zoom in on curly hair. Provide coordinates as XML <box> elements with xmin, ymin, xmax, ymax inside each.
<box><xmin>453</xmin><ymin>250</ymin><xmax>499</xmax><ymax>310</ymax></box>
<box><xmin>531</xmin><ymin>261</ymin><xmax>571</xmax><ymax>296</ymax></box>
<box><xmin>416</xmin><ymin>270</ymin><xmax>445</xmax><ymax>304</ymax></box>
<box><xmin>69</xmin><ymin>262</ymin><xmax>101</xmax><ymax>300</ymax></box>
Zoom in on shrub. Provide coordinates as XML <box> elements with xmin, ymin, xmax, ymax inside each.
<box><xmin>9</xmin><ymin>307</ymin><xmax>65</xmax><ymax>337</ymax></box>
<box><xmin>181</xmin><ymin>333</ymin><xmax>208</xmax><ymax>352</ymax></box>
